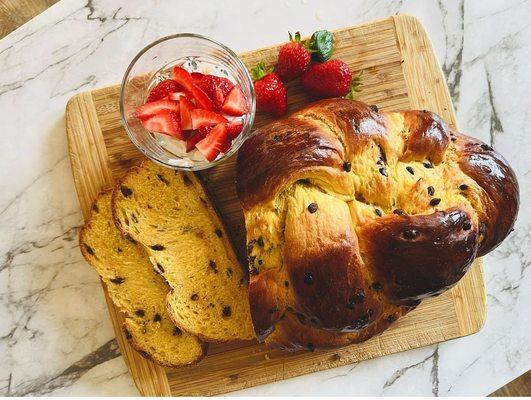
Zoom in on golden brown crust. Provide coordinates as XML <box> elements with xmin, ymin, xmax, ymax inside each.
<box><xmin>236</xmin><ymin>98</ymin><xmax>519</xmax><ymax>350</ymax></box>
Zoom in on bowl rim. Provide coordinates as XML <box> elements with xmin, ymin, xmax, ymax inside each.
<box><xmin>119</xmin><ymin>32</ymin><xmax>256</xmax><ymax>171</ymax></box>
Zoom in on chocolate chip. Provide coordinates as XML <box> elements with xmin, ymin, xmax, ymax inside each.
<box><xmin>370</xmin><ymin>105</ymin><xmax>379</xmax><ymax>113</ymax></box>
<box><xmin>349</xmin><ymin>314</ymin><xmax>370</xmax><ymax>330</ymax></box>
<box><xmin>393</xmin><ymin>209</ymin><xmax>405</xmax><ymax>215</ymax></box>
<box><xmin>222</xmin><ymin>306</ymin><xmax>232</xmax><ymax>317</ymax></box>
<box><xmin>173</xmin><ymin>327</ymin><xmax>182</xmax><ymax>336</ymax></box>
<box><xmin>403</xmin><ymin>229</ymin><xmax>419</xmax><ymax>239</ymax></box>
<box><xmin>156</xmin><ymin>263</ymin><xmax>165</xmax><ymax>273</ymax></box>
<box><xmin>371</xmin><ymin>282</ymin><xmax>383</xmax><ymax>290</ymax></box>
<box><xmin>110</xmin><ymin>277</ymin><xmax>125</xmax><ymax>284</ymax></box>
<box><xmin>347</xmin><ymin>289</ymin><xmax>365</xmax><ymax>308</ymax></box>
<box><xmin>257</xmin><ymin>236</ymin><xmax>264</xmax><ymax>247</ymax></box>
<box><xmin>135</xmin><ymin>309</ymin><xmax>145</xmax><ymax>317</ymax></box>
<box><xmin>257</xmin><ymin>259</ymin><xmax>263</xmax><ymax>266</ymax></box>
<box><xmin>268</xmin><ymin>306</ymin><xmax>279</xmax><ymax>314</ymax></box>
<box><xmin>92</xmin><ymin>203</ymin><xmax>99</xmax><ymax>213</ymax></box>
<box><xmin>183</xmin><ymin>174</ymin><xmax>192</xmax><ymax>186</ymax></box>
<box><xmin>131</xmin><ymin>213</ymin><xmax>138</xmax><ymax>223</ymax></box>
<box><xmin>406</xmin><ymin>166</ymin><xmax>414</xmax><ymax>175</ymax></box>
<box><xmin>124</xmin><ymin>328</ymin><xmax>133</xmax><ymax>339</ymax></box>
<box><xmin>307</xmin><ymin>343</ymin><xmax>316</xmax><ymax>352</ymax></box>
<box><xmin>117</xmin><ymin>247</ymin><xmax>123</xmax><ymax>253</ymax></box>
<box><xmin>284</xmin><ymin>280</ymin><xmax>290</xmax><ymax>287</ymax></box>
<box><xmin>120</xmin><ymin>185</ymin><xmax>133</xmax><ymax>197</ymax></box>
<box><xmin>157</xmin><ymin>173</ymin><xmax>170</xmax><ymax>185</ymax></box>
<box><xmin>226</xmin><ymin>268</ymin><xmax>233</xmax><ymax>278</ymax></box>
<box><xmin>308</xmin><ymin>203</ymin><xmax>318</xmax><ymax>213</ymax></box>
<box><xmin>215</xmin><ymin>228</ymin><xmax>223</xmax><ymax>237</ymax></box>
<box><xmin>375</xmin><ymin>208</ymin><xmax>383</xmax><ymax>217</ymax></box>
<box><xmin>209</xmin><ymin>260</ymin><xmax>218</xmax><ymax>273</ymax></box>
<box><xmin>423</xmin><ymin>161</ymin><xmax>434</xmax><ymax>169</ymax></box>
<box><xmin>430</xmin><ymin>198</ymin><xmax>441</xmax><ymax>206</ymax></box>
<box><xmin>463</xmin><ymin>221</ymin><xmax>472</xmax><ymax>230</ymax></box>
<box><xmin>190</xmin><ymin>293</ymin><xmax>199</xmax><ymax>301</ymax></box>
<box><xmin>379</xmin><ymin>167</ymin><xmax>388</xmax><ymax>177</ymax></box>
<box><xmin>427</xmin><ymin>186</ymin><xmax>435</xmax><ymax>196</ymax></box>
<box><xmin>343</xmin><ymin>162</ymin><xmax>352</xmax><ymax>172</ymax></box>
<box><xmin>481</xmin><ymin>144</ymin><xmax>493</xmax><ymax>151</ymax></box>
<box><xmin>459</xmin><ymin>184</ymin><xmax>469</xmax><ymax>191</ymax></box>
<box><xmin>451</xmin><ymin>137</ymin><xmax>457</xmax><ymax>142</ymax></box>
<box><xmin>84</xmin><ymin>244</ymin><xmax>95</xmax><ymax>255</ymax></box>
<box><xmin>386</xmin><ymin>314</ymin><xmax>398</xmax><ymax>323</ymax></box>
<box><xmin>153</xmin><ymin>313</ymin><xmax>162</xmax><ymax>322</ymax></box>
<box><xmin>249</xmin><ymin>266</ymin><xmax>259</xmax><ymax>275</ymax></box>
<box><xmin>303</xmin><ymin>272</ymin><xmax>314</xmax><ymax>284</ymax></box>
<box><xmin>150</xmin><ymin>244</ymin><xmax>165</xmax><ymax>251</ymax></box>
<box><xmin>272</xmin><ymin>135</ymin><xmax>281</xmax><ymax>142</ymax></box>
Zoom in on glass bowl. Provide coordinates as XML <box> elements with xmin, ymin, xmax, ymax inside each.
<box><xmin>119</xmin><ymin>33</ymin><xmax>256</xmax><ymax>171</ymax></box>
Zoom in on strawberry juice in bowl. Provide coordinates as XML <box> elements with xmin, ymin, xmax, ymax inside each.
<box><xmin>120</xmin><ymin>33</ymin><xmax>256</xmax><ymax>170</ymax></box>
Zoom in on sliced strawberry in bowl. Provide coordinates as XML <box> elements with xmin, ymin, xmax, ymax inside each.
<box><xmin>194</xmin><ymin>75</ymin><xmax>234</xmax><ymax>110</ymax></box>
<box><xmin>180</xmin><ymin>96</ymin><xmax>195</xmax><ymax>130</ymax></box>
<box><xmin>167</xmin><ymin>91</ymin><xmax>190</xmax><ymax>101</ymax></box>
<box><xmin>140</xmin><ymin>109</ymin><xmax>183</xmax><ymax>139</ymax></box>
<box><xmin>195</xmin><ymin>123</ymin><xmax>228</xmax><ymax>162</ymax></box>
<box><xmin>146</xmin><ymin>79</ymin><xmax>183</xmax><ymax>102</ymax></box>
<box><xmin>226</xmin><ymin>120</ymin><xmax>244</xmax><ymax>140</ymax></box>
<box><xmin>222</xmin><ymin>86</ymin><xmax>249</xmax><ymax>116</ymax></box>
<box><xmin>186</xmin><ymin>125</ymin><xmax>212</xmax><ymax>152</ymax></box>
<box><xmin>135</xmin><ymin>100</ymin><xmax>180</xmax><ymax>120</ymax></box>
<box><xmin>191</xmin><ymin>109</ymin><xmax>227</xmax><ymax>129</ymax></box>
<box><xmin>173</xmin><ymin>66</ymin><xmax>215</xmax><ymax>110</ymax></box>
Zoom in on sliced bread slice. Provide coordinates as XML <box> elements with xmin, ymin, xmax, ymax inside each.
<box><xmin>79</xmin><ymin>190</ymin><xmax>206</xmax><ymax>366</ymax></box>
<box><xmin>111</xmin><ymin>161</ymin><xmax>254</xmax><ymax>342</ymax></box>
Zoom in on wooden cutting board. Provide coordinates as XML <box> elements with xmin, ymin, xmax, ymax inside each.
<box><xmin>65</xmin><ymin>15</ymin><xmax>486</xmax><ymax>396</ymax></box>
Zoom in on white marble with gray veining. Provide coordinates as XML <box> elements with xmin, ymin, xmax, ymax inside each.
<box><xmin>0</xmin><ymin>0</ymin><xmax>529</xmax><ymax>396</ymax></box>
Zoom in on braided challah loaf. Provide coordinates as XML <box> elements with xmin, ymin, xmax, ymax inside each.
<box><xmin>236</xmin><ymin>98</ymin><xmax>519</xmax><ymax>350</ymax></box>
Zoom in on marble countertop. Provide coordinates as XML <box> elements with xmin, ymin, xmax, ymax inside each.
<box><xmin>1</xmin><ymin>0</ymin><xmax>529</xmax><ymax>396</ymax></box>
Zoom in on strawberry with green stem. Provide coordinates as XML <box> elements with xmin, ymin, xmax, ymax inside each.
<box><xmin>252</xmin><ymin>61</ymin><xmax>287</xmax><ymax>117</ymax></box>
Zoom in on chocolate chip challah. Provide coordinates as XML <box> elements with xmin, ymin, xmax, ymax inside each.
<box><xmin>236</xmin><ymin>98</ymin><xmax>519</xmax><ymax>351</ymax></box>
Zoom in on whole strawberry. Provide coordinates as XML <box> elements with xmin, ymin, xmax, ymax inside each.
<box><xmin>301</xmin><ymin>59</ymin><xmax>353</xmax><ymax>98</ymax></box>
<box><xmin>252</xmin><ymin>61</ymin><xmax>287</xmax><ymax>116</ymax></box>
<box><xmin>276</xmin><ymin>32</ymin><xmax>311</xmax><ymax>82</ymax></box>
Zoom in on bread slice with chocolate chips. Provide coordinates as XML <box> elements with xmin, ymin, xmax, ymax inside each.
<box><xmin>111</xmin><ymin>161</ymin><xmax>254</xmax><ymax>342</ymax></box>
<box><xmin>79</xmin><ymin>190</ymin><xmax>206</xmax><ymax>366</ymax></box>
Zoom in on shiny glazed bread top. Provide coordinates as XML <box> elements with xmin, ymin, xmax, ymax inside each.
<box><xmin>236</xmin><ymin>99</ymin><xmax>519</xmax><ymax>349</ymax></box>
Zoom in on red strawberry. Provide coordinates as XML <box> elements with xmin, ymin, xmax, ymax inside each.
<box><xmin>185</xmin><ymin>126</ymin><xmax>211</xmax><ymax>152</ymax></box>
<box><xmin>219</xmin><ymin>121</ymin><xmax>245</xmax><ymax>153</ymax></box>
<box><xmin>194</xmin><ymin>74</ymin><xmax>235</xmax><ymax>110</ymax></box>
<box><xmin>252</xmin><ymin>61</ymin><xmax>287</xmax><ymax>116</ymax></box>
<box><xmin>196</xmin><ymin>123</ymin><xmax>228</xmax><ymax>161</ymax></box>
<box><xmin>191</xmin><ymin>72</ymin><xmax>205</xmax><ymax>81</ymax></box>
<box><xmin>135</xmin><ymin>100</ymin><xmax>180</xmax><ymax>120</ymax></box>
<box><xmin>276</xmin><ymin>31</ymin><xmax>311</xmax><ymax>82</ymax></box>
<box><xmin>190</xmin><ymin>109</ymin><xmax>227</xmax><ymax>129</ymax></box>
<box><xmin>179</xmin><ymin>96</ymin><xmax>194</xmax><ymax>130</ymax></box>
<box><xmin>167</xmin><ymin>91</ymin><xmax>189</xmax><ymax>101</ymax></box>
<box><xmin>140</xmin><ymin>109</ymin><xmax>183</xmax><ymax>139</ymax></box>
<box><xmin>301</xmin><ymin>59</ymin><xmax>353</xmax><ymax>98</ymax></box>
<box><xmin>226</xmin><ymin>120</ymin><xmax>244</xmax><ymax>140</ymax></box>
<box><xmin>146</xmin><ymin>79</ymin><xmax>183</xmax><ymax>102</ymax></box>
<box><xmin>222</xmin><ymin>86</ymin><xmax>249</xmax><ymax>116</ymax></box>
<box><xmin>172</xmin><ymin>66</ymin><xmax>215</xmax><ymax>110</ymax></box>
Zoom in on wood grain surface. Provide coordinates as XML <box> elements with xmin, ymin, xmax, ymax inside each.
<box><xmin>65</xmin><ymin>15</ymin><xmax>487</xmax><ymax>396</ymax></box>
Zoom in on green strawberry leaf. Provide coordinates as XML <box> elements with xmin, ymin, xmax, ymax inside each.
<box><xmin>345</xmin><ymin>71</ymin><xmax>363</xmax><ymax>100</ymax></box>
<box><xmin>251</xmin><ymin>61</ymin><xmax>274</xmax><ymax>81</ymax></box>
<box><xmin>308</xmin><ymin>30</ymin><xmax>334</xmax><ymax>62</ymax></box>
<box><xmin>288</xmin><ymin>31</ymin><xmax>302</xmax><ymax>43</ymax></box>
